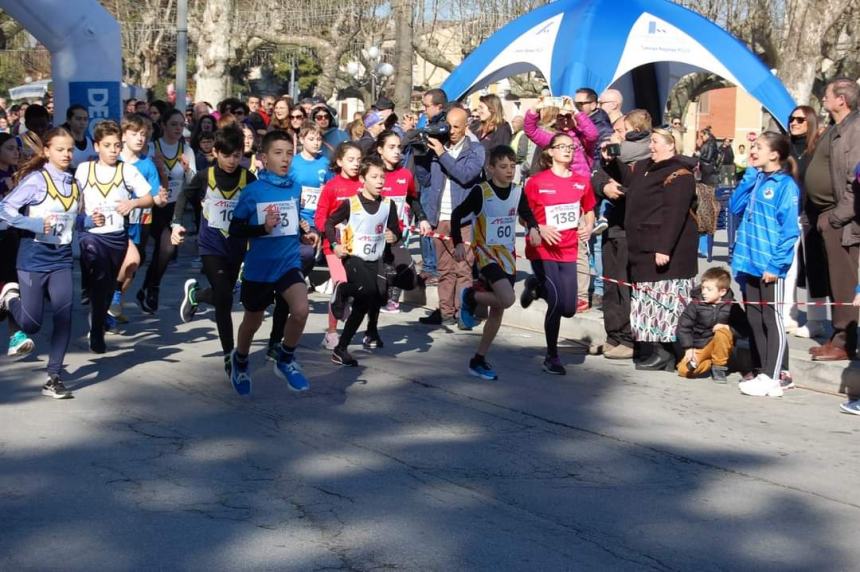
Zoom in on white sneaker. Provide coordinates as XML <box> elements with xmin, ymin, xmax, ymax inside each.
<box><xmin>321</xmin><ymin>331</ymin><xmax>339</xmax><ymax>350</ymax></box>
<box><xmin>739</xmin><ymin>374</ymin><xmax>783</xmax><ymax>397</ymax></box>
<box><xmin>784</xmin><ymin>317</ymin><xmax>799</xmax><ymax>333</ymax></box>
<box><xmin>321</xmin><ymin>279</ymin><xmax>334</xmax><ymax>295</ymax></box>
<box><xmin>793</xmin><ymin>321</ymin><xmax>826</xmax><ymax>339</ymax></box>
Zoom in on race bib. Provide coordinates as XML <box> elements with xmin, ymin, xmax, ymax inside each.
<box><xmin>486</xmin><ymin>215</ymin><xmax>516</xmax><ymax>250</ymax></box>
<box><xmin>205</xmin><ymin>197</ymin><xmax>237</xmax><ymax>231</ymax></box>
<box><xmin>35</xmin><ymin>212</ymin><xmax>75</xmax><ymax>245</ymax></box>
<box><xmin>92</xmin><ymin>199</ymin><xmax>124</xmax><ymax>233</ymax></box>
<box><xmin>129</xmin><ymin>207</ymin><xmax>152</xmax><ymax>225</ymax></box>
<box><xmin>300</xmin><ymin>186</ymin><xmax>321</xmax><ymax>212</ymax></box>
<box><xmin>391</xmin><ymin>196</ymin><xmax>406</xmax><ymax>219</ymax></box>
<box><xmin>257</xmin><ymin>200</ymin><xmax>298</xmax><ymax>238</ymax></box>
<box><xmin>354</xmin><ymin>232</ymin><xmax>384</xmax><ymax>260</ymax></box>
<box><xmin>166</xmin><ymin>177</ymin><xmax>182</xmax><ymax>203</ymax></box>
<box><xmin>545</xmin><ymin>202</ymin><xmax>580</xmax><ymax>231</ymax></box>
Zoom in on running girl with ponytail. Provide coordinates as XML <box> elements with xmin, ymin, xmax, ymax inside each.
<box><xmin>314</xmin><ymin>142</ymin><xmax>363</xmax><ymax>350</ymax></box>
<box><xmin>520</xmin><ymin>133</ymin><xmax>596</xmax><ymax>375</ymax></box>
<box><xmin>76</xmin><ymin>120</ymin><xmax>156</xmax><ymax>353</ymax></box>
<box><xmin>138</xmin><ymin>108</ymin><xmax>196</xmax><ymax>313</ymax></box>
<box><xmin>0</xmin><ymin>128</ymin><xmax>96</xmax><ymax>398</ymax></box>
<box><xmin>731</xmin><ymin>132</ymin><xmax>801</xmax><ymax>398</ymax></box>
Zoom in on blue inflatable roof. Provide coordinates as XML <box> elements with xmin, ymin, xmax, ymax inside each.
<box><xmin>441</xmin><ymin>0</ymin><xmax>795</xmax><ymax>128</ymax></box>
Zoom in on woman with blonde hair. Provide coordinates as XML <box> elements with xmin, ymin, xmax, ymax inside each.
<box><xmin>475</xmin><ymin>94</ymin><xmax>512</xmax><ymax>157</ymax></box>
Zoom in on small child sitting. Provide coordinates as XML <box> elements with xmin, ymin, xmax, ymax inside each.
<box><xmin>676</xmin><ymin>267</ymin><xmax>735</xmax><ymax>382</ymax></box>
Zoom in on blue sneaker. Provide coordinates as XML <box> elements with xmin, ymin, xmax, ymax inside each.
<box><xmin>274</xmin><ymin>357</ymin><xmax>310</xmax><ymax>392</ymax></box>
<box><xmin>458</xmin><ymin>287</ymin><xmax>477</xmax><ymax>330</ymax></box>
<box><xmin>840</xmin><ymin>400</ymin><xmax>860</xmax><ymax>415</ymax></box>
<box><xmin>7</xmin><ymin>330</ymin><xmax>34</xmax><ymax>357</ymax></box>
<box><xmin>229</xmin><ymin>350</ymin><xmax>252</xmax><ymax>395</ymax></box>
<box><xmin>104</xmin><ymin>314</ymin><xmax>120</xmax><ymax>335</ymax></box>
<box><xmin>468</xmin><ymin>358</ymin><xmax>498</xmax><ymax>380</ymax></box>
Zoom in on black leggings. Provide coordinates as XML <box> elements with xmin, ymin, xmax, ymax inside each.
<box><xmin>200</xmin><ymin>255</ymin><xmax>243</xmax><ymax>353</ymax></box>
<box><xmin>336</xmin><ymin>256</ymin><xmax>387</xmax><ymax>350</ymax></box>
<box><xmin>143</xmin><ymin>203</ymin><xmax>176</xmax><ymax>292</ymax></box>
<box><xmin>744</xmin><ymin>275</ymin><xmax>787</xmax><ymax>379</ymax></box>
<box><xmin>79</xmin><ymin>233</ymin><xmax>128</xmax><ymax>342</ymax></box>
<box><xmin>531</xmin><ymin>259</ymin><xmax>579</xmax><ymax>358</ymax></box>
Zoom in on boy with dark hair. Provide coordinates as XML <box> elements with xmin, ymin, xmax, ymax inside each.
<box><xmin>676</xmin><ymin>266</ymin><xmax>736</xmax><ymax>382</ymax></box>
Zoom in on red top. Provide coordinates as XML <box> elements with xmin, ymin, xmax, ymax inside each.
<box><xmin>524</xmin><ymin>169</ymin><xmax>596</xmax><ymax>262</ymax></box>
<box><xmin>315</xmin><ymin>173</ymin><xmax>362</xmax><ymax>254</ymax></box>
<box><xmin>382</xmin><ymin>167</ymin><xmax>416</xmax><ymax>231</ymax></box>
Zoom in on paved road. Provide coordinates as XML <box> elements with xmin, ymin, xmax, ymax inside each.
<box><xmin>1</xmin><ymin>259</ymin><xmax>859</xmax><ymax>571</ymax></box>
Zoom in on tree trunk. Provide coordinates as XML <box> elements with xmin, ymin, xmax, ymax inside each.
<box><xmin>193</xmin><ymin>0</ymin><xmax>234</xmax><ymax>104</ymax></box>
<box><xmin>392</xmin><ymin>0</ymin><xmax>414</xmax><ymax>114</ymax></box>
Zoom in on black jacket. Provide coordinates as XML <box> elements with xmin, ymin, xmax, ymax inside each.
<box><xmin>677</xmin><ymin>287</ymin><xmax>737</xmax><ymax>349</ymax></box>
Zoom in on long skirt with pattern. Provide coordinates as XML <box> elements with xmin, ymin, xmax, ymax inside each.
<box><xmin>630</xmin><ymin>278</ymin><xmax>695</xmax><ymax>343</ymax></box>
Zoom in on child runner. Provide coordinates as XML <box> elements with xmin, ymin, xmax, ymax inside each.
<box><xmin>452</xmin><ymin>145</ymin><xmax>541</xmax><ymax>380</ymax></box>
<box><xmin>138</xmin><ymin>109</ymin><xmax>196</xmax><ymax>313</ymax></box>
<box><xmin>173</xmin><ymin>126</ymin><xmax>256</xmax><ymax>378</ymax></box>
<box><xmin>63</xmin><ymin>104</ymin><xmax>94</xmax><ymax>170</ymax></box>
<box><xmin>228</xmin><ymin>130</ymin><xmax>317</xmax><ymax>394</ymax></box>
<box><xmin>266</xmin><ymin>124</ymin><xmax>333</xmax><ymax>358</ymax></box>
<box><xmin>0</xmin><ymin>132</ymin><xmax>35</xmax><ymax>356</ymax></box>
<box><xmin>76</xmin><ymin>120</ymin><xmax>156</xmax><ymax>352</ymax></box>
<box><xmin>0</xmin><ymin>128</ymin><xmax>91</xmax><ymax>398</ymax></box>
<box><xmin>520</xmin><ymin>133</ymin><xmax>596</xmax><ymax>375</ymax></box>
<box><xmin>731</xmin><ymin>132</ymin><xmax>800</xmax><ymax>398</ymax></box>
<box><xmin>314</xmin><ymin>142</ymin><xmax>363</xmax><ymax>350</ymax></box>
<box><xmin>326</xmin><ymin>156</ymin><xmax>402</xmax><ymax>367</ymax></box>
<box><xmin>376</xmin><ymin>130</ymin><xmax>431</xmax><ymax>313</ymax></box>
<box><xmin>111</xmin><ymin>114</ymin><xmax>168</xmax><ymax>324</ymax></box>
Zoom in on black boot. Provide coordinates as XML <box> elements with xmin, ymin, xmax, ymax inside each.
<box><xmin>635</xmin><ymin>342</ymin><xmax>675</xmax><ymax>372</ymax></box>
<box><xmin>634</xmin><ymin>341</ymin><xmax>654</xmax><ymax>365</ymax></box>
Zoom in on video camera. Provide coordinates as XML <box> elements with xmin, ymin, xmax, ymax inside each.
<box><xmin>407</xmin><ymin>122</ymin><xmax>451</xmax><ymax>156</ymax></box>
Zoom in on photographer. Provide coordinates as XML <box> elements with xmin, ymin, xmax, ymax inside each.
<box><xmin>415</xmin><ymin>106</ymin><xmax>486</xmax><ymax>326</ymax></box>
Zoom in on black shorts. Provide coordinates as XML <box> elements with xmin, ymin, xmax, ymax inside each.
<box><xmin>240</xmin><ymin>268</ymin><xmax>305</xmax><ymax>312</ymax></box>
<box><xmin>479</xmin><ymin>263</ymin><xmax>515</xmax><ymax>287</ymax></box>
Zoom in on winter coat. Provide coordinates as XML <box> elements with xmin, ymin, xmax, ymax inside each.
<box><xmin>608</xmin><ymin>154</ymin><xmax>699</xmax><ymax>283</ymax></box>
<box><xmin>413</xmin><ymin>137</ymin><xmax>486</xmax><ymax>227</ymax></box>
<box><xmin>677</xmin><ymin>287</ymin><xmax>736</xmax><ymax>349</ymax></box>
<box><xmin>591</xmin><ymin>133</ymin><xmax>651</xmax><ymax>238</ymax></box>
<box><xmin>826</xmin><ymin>110</ymin><xmax>860</xmax><ymax>246</ymax></box>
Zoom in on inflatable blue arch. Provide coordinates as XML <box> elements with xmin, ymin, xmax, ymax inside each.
<box><xmin>441</xmin><ymin>0</ymin><xmax>795</xmax><ymax>128</ymax></box>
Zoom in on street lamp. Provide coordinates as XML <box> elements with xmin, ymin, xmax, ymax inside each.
<box><xmin>347</xmin><ymin>45</ymin><xmax>394</xmax><ymax>102</ymax></box>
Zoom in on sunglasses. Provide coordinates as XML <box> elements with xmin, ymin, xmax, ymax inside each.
<box><xmin>573</xmin><ymin>101</ymin><xmax>592</xmax><ymax>110</ymax></box>
<box><xmin>314</xmin><ymin>115</ymin><xmax>329</xmax><ymax>120</ymax></box>
<box><xmin>290</xmin><ymin>114</ymin><xmax>305</xmax><ymax>119</ymax></box>
<box><xmin>789</xmin><ymin>116</ymin><xmax>807</xmax><ymax>124</ymax></box>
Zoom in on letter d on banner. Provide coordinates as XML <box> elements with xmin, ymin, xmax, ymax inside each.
<box><xmin>69</xmin><ymin>81</ymin><xmax>121</xmax><ymax>137</ymax></box>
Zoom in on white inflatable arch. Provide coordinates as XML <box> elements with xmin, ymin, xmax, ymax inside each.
<box><xmin>0</xmin><ymin>0</ymin><xmax>122</xmax><ymax>130</ymax></box>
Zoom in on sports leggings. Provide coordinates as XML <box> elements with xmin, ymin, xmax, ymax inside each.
<box><xmin>143</xmin><ymin>203</ymin><xmax>176</xmax><ymax>292</ymax></box>
<box><xmin>79</xmin><ymin>233</ymin><xmax>128</xmax><ymax>342</ymax></box>
<box><xmin>531</xmin><ymin>259</ymin><xmax>579</xmax><ymax>358</ymax></box>
<box><xmin>9</xmin><ymin>268</ymin><xmax>73</xmax><ymax>376</ymax></box>
<box><xmin>336</xmin><ymin>256</ymin><xmax>387</xmax><ymax>350</ymax></box>
<box><xmin>200</xmin><ymin>255</ymin><xmax>243</xmax><ymax>354</ymax></box>
<box><xmin>743</xmin><ymin>275</ymin><xmax>787</xmax><ymax>380</ymax></box>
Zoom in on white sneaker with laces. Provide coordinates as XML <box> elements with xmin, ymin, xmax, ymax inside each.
<box><xmin>739</xmin><ymin>374</ymin><xmax>783</xmax><ymax>397</ymax></box>
<box><xmin>321</xmin><ymin>331</ymin><xmax>339</xmax><ymax>350</ymax></box>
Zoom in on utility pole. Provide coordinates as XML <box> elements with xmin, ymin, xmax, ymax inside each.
<box><xmin>175</xmin><ymin>0</ymin><xmax>188</xmax><ymax>111</ymax></box>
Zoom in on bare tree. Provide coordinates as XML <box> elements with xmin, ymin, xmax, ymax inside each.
<box><xmin>104</xmin><ymin>0</ymin><xmax>175</xmax><ymax>88</ymax></box>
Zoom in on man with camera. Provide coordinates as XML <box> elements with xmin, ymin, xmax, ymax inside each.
<box><xmin>414</xmin><ymin>105</ymin><xmax>486</xmax><ymax>326</ymax></box>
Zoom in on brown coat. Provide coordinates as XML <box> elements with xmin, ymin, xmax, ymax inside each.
<box><xmin>827</xmin><ymin>110</ymin><xmax>860</xmax><ymax>246</ymax></box>
<box><xmin>609</xmin><ymin>155</ymin><xmax>699</xmax><ymax>283</ymax></box>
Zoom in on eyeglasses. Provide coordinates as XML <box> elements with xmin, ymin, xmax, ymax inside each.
<box><xmin>314</xmin><ymin>115</ymin><xmax>328</xmax><ymax>121</ymax></box>
<box><xmin>551</xmin><ymin>144</ymin><xmax>574</xmax><ymax>151</ymax></box>
<box><xmin>573</xmin><ymin>101</ymin><xmax>593</xmax><ymax>110</ymax></box>
<box><xmin>290</xmin><ymin>114</ymin><xmax>305</xmax><ymax>119</ymax></box>
<box><xmin>789</xmin><ymin>116</ymin><xmax>807</xmax><ymax>124</ymax></box>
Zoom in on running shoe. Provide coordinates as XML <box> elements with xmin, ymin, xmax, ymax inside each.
<box><xmin>266</xmin><ymin>342</ymin><xmax>280</xmax><ymax>362</ymax></box>
<box><xmin>146</xmin><ymin>286</ymin><xmax>160</xmax><ymax>313</ymax></box>
<box><xmin>711</xmin><ymin>365</ymin><xmax>728</xmax><ymax>384</ymax></box>
<box><xmin>458</xmin><ymin>287</ymin><xmax>478</xmax><ymax>330</ymax></box>
<box><xmin>331</xmin><ymin>347</ymin><xmax>358</xmax><ymax>367</ymax></box>
<box><xmin>229</xmin><ymin>350</ymin><xmax>252</xmax><ymax>395</ymax></box>
<box><xmin>223</xmin><ymin>354</ymin><xmax>232</xmax><ymax>381</ymax></box>
<box><xmin>738</xmin><ymin>374</ymin><xmax>783</xmax><ymax>398</ymax></box>
<box><xmin>104</xmin><ymin>314</ymin><xmax>121</xmax><ymax>335</ymax></box>
<box><xmin>542</xmin><ymin>356</ymin><xmax>567</xmax><ymax>375</ymax></box>
<box><xmin>779</xmin><ymin>370</ymin><xmax>796</xmax><ymax>390</ymax></box>
<box><xmin>80</xmin><ymin>288</ymin><xmax>90</xmax><ymax>306</ymax></box>
<box><xmin>180</xmin><ymin>278</ymin><xmax>198</xmax><ymax>323</ymax></box>
<box><xmin>322</xmin><ymin>331</ymin><xmax>340</xmax><ymax>350</ymax></box>
<box><xmin>592</xmin><ymin>217</ymin><xmax>609</xmax><ymax>236</ymax></box>
<box><xmin>108</xmin><ymin>290</ymin><xmax>128</xmax><ymax>323</ymax></box>
<box><xmin>136</xmin><ymin>288</ymin><xmax>155</xmax><ymax>314</ymax></box>
<box><xmin>0</xmin><ymin>282</ymin><xmax>20</xmax><ymax>311</ymax></box>
<box><xmin>520</xmin><ymin>275</ymin><xmax>539</xmax><ymax>309</ymax></box>
<box><xmin>379</xmin><ymin>300</ymin><xmax>400</xmax><ymax>314</ymax></box>
<box><xmin>7</xmin><ymin>331</ymin><xmax>34</xmax><ymax>357</ymax></box>
<box><xmin>839</xmin><ymin>400</ymin><xmax>860</xmax><ymax>415</ymax></box>
<box><xmin>41</xmin><ymin>375</ymin><xmax>73</xmax><ymax>399</ymax></box>
<box><xmin>576</xmin><ymin>299</ymin><xmax>590</xmax><ymax>313</ymax></box>
<box><xmin>274</xmin><ymin>357</ymin><xmax>310</xmax><ymax>392</ymax></box>
<box><xmin>362</xmin><ymin>333</ymin><xmax>384</xmax><ymax>349</ymax></box>
<box><xmin>468</xmin><ymin>358</ymin><xmax>498</xmax><ymax>380</ymax></box>
<box><xmin>330</xmin><ymin>282</ymin><xmax>347</xmax><ymax>320</ymax></box>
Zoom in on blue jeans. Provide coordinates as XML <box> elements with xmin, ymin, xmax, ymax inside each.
<box><xmin>420</xmin><ymin>235</ymin><xmax>437</xmax><ymax>275</ymax></box>
<box><xmin>589</xmin><ymin>235</ymin><xmax>604</xmax><ymax>296</ymax></box>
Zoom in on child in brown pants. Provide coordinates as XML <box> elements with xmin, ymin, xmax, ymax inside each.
<box><xmin>676</xmin><ymin>267</ymin><xmax>735</xmax><ymax>383</ymax></box>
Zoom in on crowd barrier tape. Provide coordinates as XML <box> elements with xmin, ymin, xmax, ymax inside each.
<box><xmin>409</xmin><ymin>225</ymin><xmax>856</xmax><ymax>308</ymax></box>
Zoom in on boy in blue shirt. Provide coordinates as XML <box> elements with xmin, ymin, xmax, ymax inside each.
<box><xmin>227</xmin><ymin>131</ymin><xmax>319</xmax><ymax>395</ymax></box>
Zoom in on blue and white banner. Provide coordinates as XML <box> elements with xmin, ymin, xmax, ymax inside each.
<box><xmin>69</xmin><ymin>81</ymin><xmax>122</xmax><ymax>137</ymax></box>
